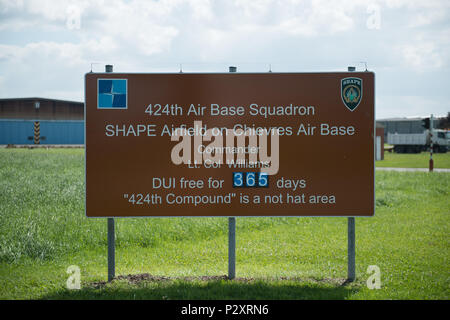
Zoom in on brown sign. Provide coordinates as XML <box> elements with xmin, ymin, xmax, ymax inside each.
<box><xmin>85</xmin><ymin>72</ymin><xmax>374</xmax><ymax>217</ymax></box>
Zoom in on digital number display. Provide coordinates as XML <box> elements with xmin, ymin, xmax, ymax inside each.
<box><xmin>233</xmin><ymin>172</ymin><xmax>269</xmax><ymax>188</ymax></box>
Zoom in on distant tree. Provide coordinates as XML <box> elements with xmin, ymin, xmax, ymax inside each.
<box><xmin>437</xmin><ymin>112</ymin><xmax>450</xmax><ymax>129</ymax></box>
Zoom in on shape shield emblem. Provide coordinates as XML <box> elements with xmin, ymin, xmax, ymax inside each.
<box><xmin>341</xmin><ymin>77</ymin><xmax>363</xmax><ymax>111</ymax></box>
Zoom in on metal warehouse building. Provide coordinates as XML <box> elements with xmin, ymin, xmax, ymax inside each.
<box><xmin>0</xmin><ymin>97</ymin><xmax>84</xmax><ymax>145</ymax></box>
<box><xmin>376</xmin><ymin>117</ymin><xmax>426</xmax><ymax>140</ymax></box>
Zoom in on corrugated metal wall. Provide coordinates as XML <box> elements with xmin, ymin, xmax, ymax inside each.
<box><xmin>0</xmin><ymin>98</ymin><xmax>84</xmax><ymax>120</ymax></box>
<box><xmin>0</xmin><ymin>120</ymin><xmax>84</xmax><ymax>145</ymax></box>
<box><xmin>0</xmin><ymin>120</ymin><xmax>35</xmax><ymax>144</ymax></box>
<box><xmin>377</xmin><ymin>120</ymin><xmax>424</xmax><ymax>140</ymax></box>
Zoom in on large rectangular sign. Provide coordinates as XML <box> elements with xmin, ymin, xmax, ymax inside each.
<box><xmin>85</xmin><ymin>72</ymin><xmax>375</xmax><ymax>217</ymax></box>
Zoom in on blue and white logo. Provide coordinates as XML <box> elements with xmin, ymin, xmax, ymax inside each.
<box><xmin>98</xmin><ymin>79</ymin><xmax>127</xmax><ymax>109</ymax></box>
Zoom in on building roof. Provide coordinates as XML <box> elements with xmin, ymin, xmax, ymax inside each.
<box><xmin>0</xmin><ymin>97</ymin><xmax>83</xmax><ymax>105</ymax></box>
<box><xmin>377</xmin><ymin>115</ymin><xmax>447</xmax><ymax>121</ymax></box>
<box><xmin>377</xmin><ymin>117</ymin><xmax>424</xmax><ymax>121</ymax></box>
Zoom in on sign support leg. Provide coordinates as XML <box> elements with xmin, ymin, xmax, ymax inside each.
<box><xmin>347</xmin><ymin>217</ymin><xmax>355</xmax><ymax>282</ymax></box>
<box><xmin>227</xmin><ymin>65</ymin><xmax>237</xmax><ymax>281</ymax></box>
<box><xmin>228</xmin><ymin>217</ymin><xmax>236</xmax><ymax>280</ymax></box>
<box><xmin>107</xmin><ymin>217</ymin><xmax>115</xmax><ymax>282</ymax></box>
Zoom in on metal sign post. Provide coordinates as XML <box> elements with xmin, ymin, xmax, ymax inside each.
<box><xmin>347</xmin><ymin>217</ymin><xmax>355</xmax><ymax>281</ymax></box>
<box><xmin>228</xmin><ymin>216</ymin><xmax>236</xmax><ymax>280</ymax></box>
<box><xmin>105</xmin><ymin>64</ymin><xmax>115</xmax><ymax>282</ymax></box>
<box><xmin>228</xmin><ymin>66</ymin><xmax>237</xmax><ymax>280</ymax></box>
<box><xmin>107</xmin><ymin>217</ymin><xmax>115</xmax><ymax>282</ymax></box>
<box><xmin>346</xmin><ymin>66</ymin><xmax>356</xmax><ymax>282</ymax></box>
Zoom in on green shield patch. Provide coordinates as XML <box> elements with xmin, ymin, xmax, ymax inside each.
<box><xmin>341</xmin><ymin>77</ymin><xmax>363</xmax><ymax>111</ymax></box>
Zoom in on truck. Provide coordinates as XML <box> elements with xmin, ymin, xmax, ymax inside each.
<box><xmin>387</xmin><ymin>129</ymin><xmax>450</xmax><ymax>153</ymax></box>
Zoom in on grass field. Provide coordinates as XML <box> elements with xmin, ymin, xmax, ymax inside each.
<box><xmin>0</xmin><ymin>148</ymin><xmax>449</xmax><ymax>300</ymax></box>
<box><xmin>377</xmin><ymin>151</ymin><xmax>450</xmax><ymax>169</ymax></box>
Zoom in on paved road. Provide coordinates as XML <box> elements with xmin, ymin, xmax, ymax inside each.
<box><xmin>376</xmin><ymin>167</ymin><xmax>450</xmax><ymax>172</ymax></box>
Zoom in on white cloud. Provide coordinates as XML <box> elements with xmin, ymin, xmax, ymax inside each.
<box><xmin>407</xmin><ymin>10</ymin><xmax>448</xmax><ymax>28</ymax></box>
<box><xmin>188</xmin><ymin>0</ymin><xmax>213</xmax><ymax>21</ymax></box>
<box><xmin>0</xmin><ymin>74</ymin><xmax>5</xmax><ymax>95</ymax></box>
<box><xmin>233</xmin><ymin>0</ymin><xmax>271</xmax><ymax>18</ymax></box>
<box><xmin>400</xmin><ymin>43</ymin><xmax>444</xmax><ymax>70</ymax></box>
<box><xmin>0</xmin><ymin>36</ymin><xmax>120</xmax><ymax>67</ymax></box>
<box><xmin>0</xmin><ymin>0</ymin><xmax>449</xmax><ymax>118</ymax></box>
<box><xmin>384</xmin><ymin>0</ymin><xmax>449</xmax><ymax>10</ymax></box>
<box><xmin>41</xmin><ymin>89</ymin><xmax>83</xmax><ymax>101</ymax></box>
<box><xmin>377</xmin><ymin>95</ymin><xmax>449</xmax><ymax>119</ymax></box>
<box><xmin>395</xmin><ymin>29</ymin><xmax>450</xmax><ymax>71</ymax></box>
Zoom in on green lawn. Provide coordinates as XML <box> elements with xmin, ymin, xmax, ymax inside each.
<box><xmin>0</xmin><ymin>148</ymin><xmax>449</xmax><ymax>299</ymax></box>
<box><xmin>377</xmin><ymin>151</ymin><xmax>450</xmax><ymax>168</ymax></box>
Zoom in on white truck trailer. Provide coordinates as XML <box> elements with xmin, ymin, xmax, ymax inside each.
<box><xmin>387</xmin><ymin>129</ymin><xmax>449</xmax><ymax>153</ymax></box>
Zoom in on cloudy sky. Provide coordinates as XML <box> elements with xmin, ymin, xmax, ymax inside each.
<box><xmin>0</xmin><ymin>0</ymin><xmax>449</xmax><ymax>119</ymax></box>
